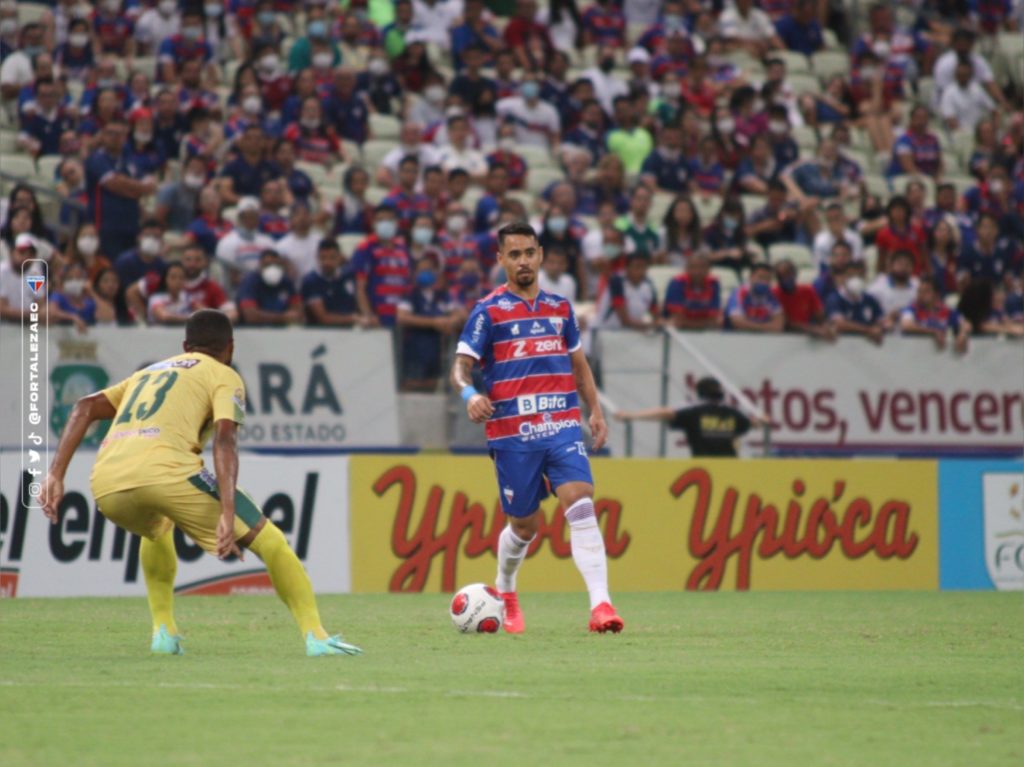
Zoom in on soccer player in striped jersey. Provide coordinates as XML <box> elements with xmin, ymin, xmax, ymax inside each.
<box><xmin>451</xmin><ymin>222</ymin><xmax>623</xmax><ymax>634</ymax></box>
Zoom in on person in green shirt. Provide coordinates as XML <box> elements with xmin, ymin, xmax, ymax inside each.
<box><xmin>606</xmin><ymin>94</ymin><xmax>654</xmax><ymax>174</ymax></box>
<box><xmin>614</xmin><ymin>184</ymin><xmax>660</xmax><ymax>259</ymax></box>
<box><xmin>287</xmin><ymin>9</ymin><xmax>342</xmax><ymax>72</ymax></box>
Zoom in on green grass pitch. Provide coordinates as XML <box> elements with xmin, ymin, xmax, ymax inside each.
<box><xmin>1</xmin><ymin>592</ymin><xmax>1021</xmax><ymax>767</ymax></box>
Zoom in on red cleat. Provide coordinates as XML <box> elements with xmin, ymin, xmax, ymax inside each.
<box><xmin>500</xmin><ymin>591</ymin><xmax>525</xmax><ymax>634</ymax></box>
<box><xmin>589</xmin><ymin>602</ymin><xmax>624</xmax><ymax>633</ymax></box>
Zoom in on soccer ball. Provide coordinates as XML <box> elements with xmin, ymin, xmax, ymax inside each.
<box><xmin>449</xmin><ymin>583</ymin><xmax>505</xmax><ymax>633</ymax></box>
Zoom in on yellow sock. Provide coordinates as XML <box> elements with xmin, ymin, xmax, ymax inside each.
<box><xmin>141</xmin><ymin>530</ymin><xmax>178</xmax><ymax>635</ymax></box>
<box><xmin>249</xmin><ymin>522</ymin><xmax>327</xmax><ymax>639</ymax></box>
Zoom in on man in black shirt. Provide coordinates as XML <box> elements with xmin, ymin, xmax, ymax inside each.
<box><xmin>614</xmin><ymin>377</ymin><xmax>758</xmax><ymax>457</ymax></box>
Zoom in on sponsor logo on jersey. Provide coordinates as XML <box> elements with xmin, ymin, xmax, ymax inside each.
<box><xmin>530</xmin><ymin>321</ymin><xmax>545</xmax><ymax>335</ymax></box>
<box><xmin>517</xmin><ymin>417</ymin><xmax>581</xmax><ymax>440</ymax></box>
<box><xmin>145</xmin><ymin>358</ymin><xmax>202</xmax><ymax>371</ymax></box>
<box><xmin>496</xmin><ymin>298</ymin><xmax>515</xmax><ymax>311</ymax></box>
<box><xmin>516</xmin><ymin>394</ymin><xmax>568</xmax><ymax>415</ymax></box>
<box><xmin>510</xmin><ymin>323</ymin><xmax>520</xmax><ymax>336</ymax></box>
<box><xmin>550</xmin><ymin>317</ymin><xmax>563</xmax><ymax>334</ymax></box>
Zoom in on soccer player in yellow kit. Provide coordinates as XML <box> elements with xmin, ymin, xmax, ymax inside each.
<box><xmin>37</xmin><ymin>310</ymin><xmax>361</xmax><ymax>657</ymax></box>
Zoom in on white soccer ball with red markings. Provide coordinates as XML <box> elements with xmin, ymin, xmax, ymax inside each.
<box><xmin>449</xmin><ymin>583</ymin><xmax>505</xmax><ymax>633</ymax></box>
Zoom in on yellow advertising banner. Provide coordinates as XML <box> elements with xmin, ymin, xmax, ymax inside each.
<box><xmin>349</xmin><ymin>456</ymin><xmax>939</xmax><ymax>592</ymax></box>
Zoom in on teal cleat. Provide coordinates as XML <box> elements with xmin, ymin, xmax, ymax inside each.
<box><xmin>306</xmin><ymin>632</ymin><xmax>363</xmax><ymax>657</ymax></box>
<box><xmin>151</xmin><ymin>625</ymin><xmax>184</xmax><ymax>655</ymax></box>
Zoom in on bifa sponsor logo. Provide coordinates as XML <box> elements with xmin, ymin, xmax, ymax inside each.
<box><xmin>983</xmin><ymin>473</ymin><xmax>1024</xmax><ymax>590</ymax></box>
<box><xmin>516</xmin><ymin>394</ymin><xmax>568</xmax><ymax>415</ymax></box>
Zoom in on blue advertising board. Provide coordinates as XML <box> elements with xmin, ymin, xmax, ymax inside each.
<box><xmin>939</xmin><ymin>460</ymin><xmax>1024</xmax><ymax>590</ymax></box>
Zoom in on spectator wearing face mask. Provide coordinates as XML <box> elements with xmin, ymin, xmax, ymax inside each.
<box><xmin>449</xmin><ymin>257</ymin><xmax>486</xmax><ymax>310</ymax></box>
<box><xmin>287</xmin><ymin>13</ymin><xmax>340</xmax><ymax>72</ymax></box>
<box><xmin>825</xmin><ymin>263</ymin><xmax>887</xmax><ymax>345</ymax></box>
<box><xmin>156</xmin><ymin>155</ymin><xmax>209</xmax><ymax>233</ymax></box>
<box><xmin>496</xmin><ymin>75</ymin><xmax>561</xmax><ymax>152</ymax></box>
<box><xmin>725</xmin><ymin>263</ymin><xmax>785</xmax><ymax>333</ymax></box>
<box><xmin>538</xmin><ymin>205</ymin><xmax>586</xmax><ymax>299</ymax></box>
<box><xmin>901</xmin><ymin>280</ymin><xmax>971</xmax><ymax>353</ymax></box>
<box><xmin>49</xmin><ymin>263</ymin><xmax>97</xmax><ymax>332</ymax></box>
<box><xmin>353</xmin><ymin>204</ymin><xmax>413</xmax><ymax>327</ymax></box>
<box><xmin>407</xmin><ymin>214</ymin><xmax>441</xmax><ymax>264</ymax></box>
<box><xmin>356</xmin><ymin>49</ymin><xmax>405</xmax><ymax>116</ymax></box>
<box><xmin>64</xmin><ymin>223</ymin><xmax>113</xmax><ymax>283</ymax></box>
<box><xmin>237</xmin><ymin>249</ymin><xmax>304</xmax><ymax>326</ymax></box>
<box><xmin>114</xmin><ymin>219</ymin><xmax>167</xmax><ymax>292</ymax></box>
<box><xmin>868</xmin><ymin>250</ymin><xmax>920</xmax><ymax>321</ymax></box>
<box><xmin>157</xmin><ymin>8</ymin><xmax>213</xmax><ymax>84</ymax></box>
<box><xmin>134</xmin><ymin>0</ymin><xmax>181</xmax><ymax>57</ymax></box>
<box><xmin>397</xmin><ymin>253</ymin><xmax>465</xmax><ymax>392</ymax></box>
<box><xmin>439</xmin><ymin>204</ymin><xmax>483</xmax><ymax>283</ymax></box>
<box><xmin>704</xmin><ymin>197</ymin><xmax>755</xmax><ymax>279</ymax></box>
<box><xmin>216</xmin><ymin>196</ymin><xmax>276</xmax><ymax>287</ymax></box>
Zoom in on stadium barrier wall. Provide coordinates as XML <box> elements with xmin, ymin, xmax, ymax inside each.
<box><xmin>348</xmin><ymin>456</ymin><xmax>940</xmax><ymax>593</ymax></box>
<box><xmin>599</xmin><ymin>332</ymin><xmax>1024</xmax><ymax>458</ymax></box>
<box><xmin>939</xmin><ymin>459</ymin><xmax>1024</xmax><ymax>591</ymax></box>
<box><xmin>0</xmin><ymin>325</ymin><xmax>402</xmax><ymax>451</ymax></box>
<box><xmin>4</xmin><ymin>453</ymin><xmax>1019</xmax><ymax>597</ymax></box>
<box><xmin>0</xmin><ymin>453</ymin><xmax>352</xmax><ymax>597</ymax></box>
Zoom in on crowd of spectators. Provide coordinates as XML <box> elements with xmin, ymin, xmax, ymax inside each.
<box><xmin>0</xmin><ymin>0</ymin><xmax>1021</xmax><ymax>387</ymax></box>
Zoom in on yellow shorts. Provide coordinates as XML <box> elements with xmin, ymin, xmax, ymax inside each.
<box><xmin>94</xmin><ymin>470</ymin><xmax>264</xmax><ymax>555</ymax></box>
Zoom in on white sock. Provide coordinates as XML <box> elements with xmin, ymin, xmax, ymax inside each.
<box><xmin>496</xmin><ymin>525</ymin><xmax>533</xmax><ymax>593</ymax></box>
<box><xmin>565</xmin><ymin>498</ymin><xmax>611</xmax><ymax>609</ymax></box>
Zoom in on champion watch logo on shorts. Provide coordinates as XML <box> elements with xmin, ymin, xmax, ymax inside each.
<box><xmin>25</xmin><ymin>275</ymin><xmax>46</xmax><ymax>295</ymax></box>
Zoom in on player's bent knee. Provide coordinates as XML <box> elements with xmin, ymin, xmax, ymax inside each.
<box><xmin>509</xmin><ymin>512</ymin><xmax>540</xmax><ymax>539</ymax></box>
<box><xmin>556</xmin><ymin>482</ymin><xmax>594</xmax><ymax>510</ymax></box>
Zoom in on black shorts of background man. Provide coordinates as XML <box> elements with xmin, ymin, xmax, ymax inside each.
<box><xmin>615</xmin><ymin>377</ymin><xmax>763</xmax><ymax>457</ymax></box>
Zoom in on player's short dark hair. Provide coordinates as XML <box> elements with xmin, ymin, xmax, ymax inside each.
<box><xmin>497</xmin><ymin>221</ymin><xmax>538</xmax><ymax>249</ymax></box>
<box><xmin>696</xmin><ymin>376</ymin><xmax>724</xmax><ymax>402</ymax></box>
<box><xmin>751</xmin><ymin>262</ymin><xmax>773</xmax><ymax>275</ymax></box>
<box><xmin>185</xmin><ymin>309</ymin><xmax>233</xmax><ymax>354</ymax></box>
<box><xmin>891</xmin><ymin>250</ymin><xmax>915</xmax><ymax>264</ymax></box>
<box><xmin>318</xmin><ymin>237</ymin><xmax>340</xmax><ymax>252</ymax></box>
<box><xmin>398</xmin><ymin>154</ymin><xmax>420</xmax><ymax>169</ymax></box>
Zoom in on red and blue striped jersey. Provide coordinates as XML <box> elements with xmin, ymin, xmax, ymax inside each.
<box><xmin>457</xmin><ymin>286</ymin><xmax>584</xmax><ymax>451</ymax></box>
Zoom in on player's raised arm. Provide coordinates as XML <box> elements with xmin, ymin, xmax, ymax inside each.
<box><xmin>570</xmin><ymin>347</ymin><xmax>607</xmax><ymax>452</ymax></box>
<box><xmin>451</xmin><ymin>353</ymin><xmax>494</xmax><ymax>424</ymax></box>
<box><xmin>39</xmin><ymin>391</ymin><xmax>119</xmax><ymax>523</ymax></box>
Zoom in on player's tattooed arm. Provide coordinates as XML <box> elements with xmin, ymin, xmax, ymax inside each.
<box><xmin>451</xmin><ymin>354</ymin><xmax>494</xmax><ymax>424</ymax></box>
<box><xmin>570</xmin><ymin>348</ymin><xmax>607</xmax><ymax>451</ymax></box>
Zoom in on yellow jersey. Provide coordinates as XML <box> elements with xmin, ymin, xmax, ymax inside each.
<box><xmin>90</xmin><ymin>352</ymin><xmax>246</xmax><ymax>498</ymax></box>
